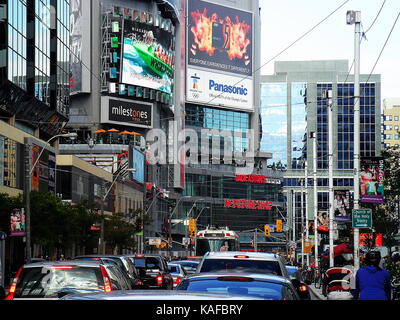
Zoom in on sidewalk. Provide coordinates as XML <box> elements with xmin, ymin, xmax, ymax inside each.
<box><xmin>308</xmin><ymin>283</ymin><xmax>327</xmax><ymax>300</ymax></box>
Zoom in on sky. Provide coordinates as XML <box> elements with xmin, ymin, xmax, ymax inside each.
<box><xmin>259</xmin><ymin>0</ymin><xmax>400</xmax><ymax>100</ymax></box>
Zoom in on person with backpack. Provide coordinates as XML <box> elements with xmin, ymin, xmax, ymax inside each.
<box><xmin>353</xmin><ymin>251</ymin><xmax>392</xmax><ymax>300</ymax></box>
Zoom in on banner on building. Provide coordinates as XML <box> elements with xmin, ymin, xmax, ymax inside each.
<box><xmin>121</xmin><ymin>17</ymin><xmax>175</xmax><ymax>95</ymax></box>
<box><xmin>360</xmin><ymin>157</ymin><xmax>384</xmax><ymax>203</ymax></box>
<box><xmin>70</xmin><ymin>0</ymin><xmax>91</xmax><ymax>94</ymax></box>
<box><xmin>187</xmin><ymin>0</ymin><xmax>253</xmax><ymax>76</ymax></box>
<box><xmin>10</xmin><ymin>208</ymin><xmax>26</xmax><ymax>237</ymax></box>
<box><xmin>333</xmin><ymin>190</ymin><xmax>352</xmax><ymax>222</ymax></box>
<box><xmin>131</xmin><ymin>147</ymin><xmax>145</xmax><ymax>184</ymax></box>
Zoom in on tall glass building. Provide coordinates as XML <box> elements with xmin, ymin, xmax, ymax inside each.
<box><xmin>0</xmin><ymin>0</ymin><xmax>70</xmax><ymax>138</ymax></box>
<box><xmin>261</xmin><ymin>60</ymin><xmax>381</xmax><ymax>242</ymax></box>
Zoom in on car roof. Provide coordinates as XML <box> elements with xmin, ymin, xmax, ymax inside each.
<box><xmin>61</xmin><ymin>290</ymin><xmax>263</xmax><ymax>300</ymax></box>
<box><xmin>184</xmin><ymin>272</ymin><xmax>292</xmax><ymax>284</ymax></box>
<box><xmin>74</xmin><ymin>255</ymin><xmax>125</xmax><ymax>259</ymax></box>
<box><xmin>22</xmin><ymin>260</ymin><xmax>108</xmax><ymax>268</ymax></box>
<box><xmin>203</xmin><ymin>251</ymin><xmax>281</xmax><ymax>260</ymax></box>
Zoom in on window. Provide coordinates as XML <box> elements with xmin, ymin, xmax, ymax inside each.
<box><xmin>386</xmin><ymin>135</ymin><xmax>392</xmax><ymax>140</ymax></box>
<box><xmin>395</xmin><ymin>116</ymin><xmax>399</xmax><ymax>121</ymax></box>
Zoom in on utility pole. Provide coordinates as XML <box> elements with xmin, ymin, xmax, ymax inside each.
<box><xmin>305</xmin><ymin>160</ymin><xmax>310</xmax><ymax>265</ymax></box>
<box><xmin>301</xmin><ymin>177</ymin><xmax>304</xmax><ymax>266</ymax></box>
<box><xmin>347</xmin><ymin>10</ymin><xmax>362</xmax><ymax>271</ymax></box>
<box><xmin>99</xmin><ymin>180</ymin><xmax>106</xmax><ymax>255</ymax></box>
<box><xmin>24</xmin><ymin>143</ymin><xmax>32</xmax><ymax>264</ymax></box>
<box><xmin>292</xmin><ymin>190</ymin><xmax>296</xmax><ymax>246</ymax></box>
<box><xmin>327</xmin><ymin>89</ymin><xmax>335</xmax><ymax>268</ymax></box>
<box><xmin>311</xmin><ymin>131</ymin><xmax>319</xmax><ymax>268</ymax></box>
<box><xmin>254</xmin><ymin>228</ymin><xmax>258</xmax><ymax>252</ymax></box>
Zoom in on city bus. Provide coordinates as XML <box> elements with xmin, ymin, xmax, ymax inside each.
<box><xmin>195</xmin><ymin>227</ymin><xmax>240</xmax><ymax>256</ymax></box>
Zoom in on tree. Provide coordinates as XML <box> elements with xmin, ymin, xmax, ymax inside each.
<box><xmin>104</xmin><ymin>212</ymin><xmax>136</xmax><ymax>253</ymax></box>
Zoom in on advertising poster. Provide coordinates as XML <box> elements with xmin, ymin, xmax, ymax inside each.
<box><xmin>333</xmin><ymin>190</ymin><xmax>352</xmax><ymax>222</ymax></box>
<box><xmin>187</xmin><ymin>0</ymin><xmax>253</xmax><ymax>76</ymax></box>
<box><xmin>317</xmin><ymin>211</ymin><xmax>329</xmax><ymax>234</ymax></box>
<box><xmin>48</xmin><ymin>153</ymin><xmax>56</xmax><ymax>194</ymax></box>
<box><xmin>10</xmin><ymin>208</ymin><xmax>26</xmax><ymax>237</ymax></box>
<box><xmin>131</xmin><ymin>148</ymin><xmax>145</xmax><ymax>184</ymax></box>
<box><xmin>106</xmin><ymin>98</ymin><xmax>152</xmax><ymax>128</ymax></box>
<box><xmin>121</xmin><ymin>18</ymin><xmax>175</xmax><ymax>95</ymax></box>
<box><xmin>186</xmin><ymin>67</ymin><xmax>253</xmax><ymax>111</ymax></box>
<box><xmin>70</xmin><ymin>0</ymin><xmax>91</xmax><ymax>94</ymax></box>
<box><xmin>31</xmin><ymin>145</ymin><xmax>40</xmax><ymax>191</ymax></box>
<box><xmin>360</xmin><ymin>157</ymin><xmax>384</xmax><ymax>203</ymax></box>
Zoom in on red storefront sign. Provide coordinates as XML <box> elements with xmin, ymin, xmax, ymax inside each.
<box><xmin>224</xmin><ymin>199</ymin><xmax>273</xmax><ymax>210</ymax></box>
<box><xmin>235</xmin><ymin>174</ymin><xmax>267</xmax><ymax>184</ymax></box>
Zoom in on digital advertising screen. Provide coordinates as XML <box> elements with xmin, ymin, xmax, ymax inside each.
<box><xmin>187</xmin><ymin>0</ymin><xmax>253</xmax><ymax>76</ymax></box>
<box><xmin>121</xmin><ymin>19</ymin><xmax>175</xmax><ymax>96</ymax></box>
<box><xmin>360</xmin><ymin>157</ymin><xmax>385</xmax><ymax>204</ymax></box>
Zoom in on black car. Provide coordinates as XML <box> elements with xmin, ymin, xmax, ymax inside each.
<box><xmin>127</xmin><ymin>254</ymin><xmax>173</xmax><ymax>290</ymax></box>
<box><xmin>285</xmin><ymin>266</ymin><xmax>311</xmax><ymax>300</ymax></box>
<box><xmin>73</xmin><ymin>255</ymin><xmax>143</xmax><ymax>288</ymax></box>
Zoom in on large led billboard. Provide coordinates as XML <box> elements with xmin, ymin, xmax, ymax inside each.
<box><xmin>187</xmin><ymin>0</ymin><xmax>253</xmax><ymax>76</ymax></box>
<box><xmin>131</xmin><ymin>147</ymin><xmax>145</xmax><ymax>184</ymax></box>
<box><xmin>121</xmin><ymin>19</ymin><xmax>175</xmax><ymax>96</ymax></box>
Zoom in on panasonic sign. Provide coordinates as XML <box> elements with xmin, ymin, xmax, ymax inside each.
<box><xmin>209</xmin><ymin>80</ymin><xmax>248</xmax><ymax>96</ymax></box>
<box><xmin>187</xmin><ymin>68</ymin><xmax>254</xmax><ymax>111</ymax></box>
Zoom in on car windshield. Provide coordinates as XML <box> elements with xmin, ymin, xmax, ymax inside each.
<box><xmin>133</xmin><ymin>257</ymin><xmax>161</xmax><ymax>271</ymax></box>
<box><xmin>177</xmin><ymin>278</ymin><xmax>284</xmax><ymax>300</ymax></box>
<box><xmin>14</xmin><ymin>266</ymin><xmax>104</xmax><ymax>298</ymax></box>
<box><xmin>176</xmin><ymin>262</ymin><xmax>198</xmax><ymax>272</ymax></box>
<box><xmin>200</xmin><ymin>259</ymin><xmax>282</xmax><ymax>276</ymax></box>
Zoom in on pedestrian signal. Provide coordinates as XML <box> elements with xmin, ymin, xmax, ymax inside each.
<box><xmin>276</xmin><ymin>219</ymin><xmax>283</xmax><ymax>232</ymax></box>
<box><xmin>264</xmin><ymin>224</ymin><xmax>271</xmax><ymax>236</ymax></box>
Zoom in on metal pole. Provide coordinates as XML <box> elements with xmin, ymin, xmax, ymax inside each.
<box><xmin>353</xmin><ymin>12</ymin><xmax>361</xmax><ymax>271</ymax></box>
<box><xmin>254</xmin><ymin>228</ymin><xmax>257</xmax><ymax>252</ymax></box>
<box><xmin>292</xmin><ymin>190</ymin><xmax>296</xmax><ymax>245</ymax></box>
<box><xmin>305</xmin><ymin>161</ymin><xmax>310</xmax><ymax>265</ymax></box>
<box><xmin>328</xmin><ymin>89</ymin><xmax>335</xmax><ymax>268</ymax></box>
<box><xmin>24</xmin><ymin>143</ymin><xmax>32</xmax><ymax>264</ymax></box>
<box><xmin>99</xmin><ymin>180</ymin><xmax>105</xmax><ymax>255</ymax></box>
<box><xmin>301</xmin><ymin>178</ymin><xmax>304</xmax><ymax>266</ymax></box>
<box><xmin>312</xmin><ymin>132</ymin><xmax>319</xmax><ymax>268</ymax></box>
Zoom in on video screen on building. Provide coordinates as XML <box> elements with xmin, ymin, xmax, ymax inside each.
<box><xmin>121</xmin><ymin>18</ymin><xmax>175</xmax><ymax>96</ymax></box>
<box><xmin>187</xmin><ymin>0</ymin><xmax>253</xmax><ymax>76</ymax></box>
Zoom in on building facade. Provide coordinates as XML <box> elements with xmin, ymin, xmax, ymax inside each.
<box><xmin>60</xmin><ymin>0</ymin><xmax>184</xmax><ymax>246</ymax></box>
<box><xmin>261</xmin><ymin>60</ymin><xmax>382</xmax><ymax>245</ymax></box>
<box><xmin>382</xmin><ymin>98</ymin><xmax>400</xmax><ymax>149</ymax></box>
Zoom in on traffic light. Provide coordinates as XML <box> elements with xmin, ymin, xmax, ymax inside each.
<box><xmin>189</xmin><ymin>219</ymin><xmax>196</xmax><ymax>233</ymax></box>
<box><xmin>276</xmin><ymin>219</ymin><xmax>283</xmax><ymax>232</ymax></box>
<box><xmin>264</xmin><ymin>224</ymin><xmax>271</xmax><ymax>236</ymax></box>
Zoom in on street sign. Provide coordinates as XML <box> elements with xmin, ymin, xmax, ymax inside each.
<box><xmin>148</xmin><ymin>238</ymin><xmax>162</xmax><ymax>246</ymax></box>
<box><xmin>182</xmin><ymin>237</ymin><xmax>190</xmax><ymax>246</ymax></box>
<box><xmin>352</xmin><ymin>209</ymin><xmax>372</xmax><ymax>228</ymax></box>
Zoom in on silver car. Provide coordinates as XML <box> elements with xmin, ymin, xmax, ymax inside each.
<box><xmin>61</xmin><ymin>290</ymin><xmax>263</xmax><ymax>300</ymax></box>
<box><xmin>197</xmin><ymin>251</ymin><xmax>289</xmax><ymax>279</ymax></box>
<box><xmin>167</xmin><ymin>263</ymin><xmax>187</xmax><ymax>288</ymax></box>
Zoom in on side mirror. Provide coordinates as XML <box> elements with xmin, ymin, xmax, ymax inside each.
<box><xmin>0</xmin><ymin>286</ymin><xmax>6</xmax><ymax>300</ymax></box>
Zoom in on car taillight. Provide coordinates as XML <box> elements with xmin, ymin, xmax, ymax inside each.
<box><xmin>156</xmin><ymin>275</ymin><xmax>163</xmax><ymax>286</ymax></box>
<box><xmin>50</xmin><ymin>266</ymin><xmax>74</xmax><ymax>269</ymax></box>
<box><xmin>299</xmin><ymin>285</ymin><xmax>308</xmax><ymax>292</ymax></box>
<box><xmin>135</xmin><ymin>254</ymin><xmax>144</xmax><ymax>258</ymax></box>
<box><xmin>4</xmin><ymin>266</ymin><xmax>23</xmax><ymax>300</ymax></box>
<box><xmin>234</xmin><ymin>255</ymin><xmax>249</xmax><ymax>259</ymax></box>
<box><xmin>173</xmin><ymin>276</ymin><xmax>182</xmax><ymax>285</ymax></box>
<box><xmin>100</xmin><ymin>265</ymin><xmax>112</xmax><ymax>293</ymax></box>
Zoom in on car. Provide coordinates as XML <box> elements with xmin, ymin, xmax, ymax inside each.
<box><xmin>167</xmin><ymin>263</ymin><xmax>187</xmax><ymax>288</ymax></box>
<box><xmin>171</xmin><ymin>260</ymin><xmax>199</xmax><ymax>275</ymax></box>
<box><xmin>176</xmin><ymin>273</ymin><xmax>301</xmax><ymax>300</ymax></box>
<box><xmin>197</xmin><ymin>251</ymin><xmax>289</xmax><ymax>278</ymax></box>
<box><xmin>285</xmin><ymin>266</ymin><xmax>311</xmax><ymax>300</ymax></box>
<box><xmin>73</xmin><ymin>255</ymin><xmax>143</xmax><ymax>288</ymax></box>
<box><xmin>126</xmin><ymin>254</ymin><xmax>173</xmax><ymax>290</ymax></box>
<box><xmin>61</xmin><ymin>290</ymin><xmax>263</xmax><ymax>300</ymax></box>
<box><xmin>4</xmin><ymin>260</ymin><xmax>131</xmax><ymax>300</ymax></box>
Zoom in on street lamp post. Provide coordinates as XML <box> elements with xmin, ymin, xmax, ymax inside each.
<box><xmin>347</xmin><ymin>10</ymin><xmax>362</xmax><ymax>271</ymax></box>
<box><xmin>98</xmin><ymin>167</ymin><xmax>136</xmax><ymax>254</ymax></box>
<box><xmin>25</xmin><ymin>132</ymin><xmax>77</xmax><ymax>264</ymax></box>
<box><xmin>185</xmin><ymin>199</ymin><xmax>204</xmax><ymax>256</ymax></box>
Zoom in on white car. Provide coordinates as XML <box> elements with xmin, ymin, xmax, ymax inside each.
<box><xmin>197</xmin><ymin>251</ymin><xmax>289</xmax><ymax>279</ymax></box>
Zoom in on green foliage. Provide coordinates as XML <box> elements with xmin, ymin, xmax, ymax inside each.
<box><xmin>386</xmin><ymin>262</ymin><xmax>400</xmax><ymax>278</ymax></box>
<box><xmin>103</xmin><ymin>212</ymin><xmax>136</xmax><ymax>250</ymax></box>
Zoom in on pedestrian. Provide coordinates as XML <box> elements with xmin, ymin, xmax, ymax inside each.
<box><xmin>353</xmin><ymin>251</ymin><xmax>392</xmax><ymax>300</ymax></box>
